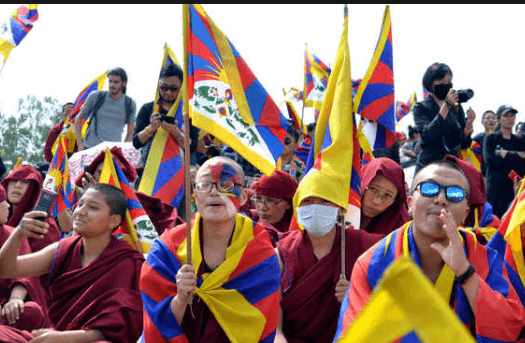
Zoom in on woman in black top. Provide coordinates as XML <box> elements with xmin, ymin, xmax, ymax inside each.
<box><xmin>412</xmin><ymin>63</ymin><xmax>475</xmax><ymax>173</ymax></box>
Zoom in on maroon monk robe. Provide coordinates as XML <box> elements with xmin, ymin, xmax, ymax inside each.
<box><xmin>360</xmin><ymin>157</ymin><xmax>410</xmax><ymax>236</ymax></box>
<box><xmin>47</xmin><ymin>235</ymin><xmax>144</xmax><ymax>343</ymax></box>
<box><xmin>0</xmin><ymin>224</ymin><xmax>48</xmax><ymax>331</ymax></box>
<box><xmin>1</xmin><ymin>165</ymin><xmax>61</xmax><ymax>253</ymax></box>
<box><xmin>277</xmin><ymin>226</ymin><xmax>381</xmax><ymax>343</ymax></box>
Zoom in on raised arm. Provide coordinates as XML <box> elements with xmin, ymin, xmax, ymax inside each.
<box><xmin>0</xmin><ymin>211</ymin><xmax>58</xmax><ymax>279</ymax></box>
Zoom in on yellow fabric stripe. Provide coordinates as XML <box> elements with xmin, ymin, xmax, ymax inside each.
<box><xmin>195</xmin><ymin>4</ymin><xmax>254</xmax><ymax>127</ymax></box>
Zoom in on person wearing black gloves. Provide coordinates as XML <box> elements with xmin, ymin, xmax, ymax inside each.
<box><xmin>413</xmin><ymin>63</ymin><xmax>475</xmax><ymax>173</ymax></box>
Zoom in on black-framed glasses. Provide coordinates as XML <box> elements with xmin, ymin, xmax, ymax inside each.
<box><xmin>160</xmin><ymin>84</ymin><xmax>179</xmax><ymax>92</ymax></box>
<box><xmin>194</xmin><ymin>181</ymin><xmax>243</xmax><ymax>193</ymax></box>
<box><xmin>415</xmin><ymin>181</ymin><xmax>467</xmax><ymax>203</ymax></box>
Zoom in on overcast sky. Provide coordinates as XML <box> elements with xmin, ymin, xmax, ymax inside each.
<box><xmin>0</xmin><ymin>4</ymin><xmax>524</xmax><ymax>135</ymax></box>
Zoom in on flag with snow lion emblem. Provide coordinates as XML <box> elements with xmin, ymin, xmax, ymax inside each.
<box><xmin>184</xmin><ymin>4</ymin><xmax>289</xmax><ymax>176</ymax></box>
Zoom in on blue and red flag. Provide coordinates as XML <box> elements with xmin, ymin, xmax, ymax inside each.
<box><xmin>395</xmin><ymin>92</ymin><xmax>417</xmax><ymax>122</ymax></box>
<box><xmin>298</xmin><ymin>5</ymin><xmax>361</xmax><ymax>228</ymax></box>
<box><xmin>45</xmin><ymin>134</ymin><xmax>76</xmax><ymax>217</ymax></box>
<box><xmin>68</xmin><ymin>72</ymin><xmax>107</xmax><ymax>124</ymax></box>
<box><xmin>184</xmin><ymin>4</ymin><xmax>288</xmax><ymax>176</ymax></box>
<box><xmin>138</xmin><ymin>44</ymin><xmax>185</xmax><ymax>210</ymax></box>
<box><xmin>353</xmin><ymin>5</ymin><xmax>395</xmax><ymax>150</ymax></box>
<box><xmin>0</xmin><ymin>4</ymin><xmax>38</xmax><ymax>66</ymax></box>
<box><xmin>99</xmin><ymin>147</ymin><xmax>158</xmax><ymax>253</ymax></box>
<box><xmin>423</xmin><ymin>87</ymin><xmax>431</xmax><ymax>99</ymax></box>
<box><xmin>304</xmin><ymin>44</ymin><xmax>331</xmax><ymax>123</ymax></box>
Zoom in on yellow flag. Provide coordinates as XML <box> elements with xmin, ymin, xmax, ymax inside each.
<box><xmin>338</xmin><ymin>257</ymin><xmax>475</xmax><ymax>343</ymax></box>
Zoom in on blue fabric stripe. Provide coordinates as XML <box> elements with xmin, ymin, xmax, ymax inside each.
<box><xmin>244</xmin><ymin>78</ymin><xmax>266</xmax><ymax>124</ymax></box>
<box><xmin>222</xmin><ymin>254</ymin><xmax>280</xmax><ymax>305</ymax></box>
<box><xmin>475</xmin><ymin>334</ymin><xmax>512</xmax><ymax>342</ymax></box>
<box><xmin>152</xmin><ymin>154</ymin><xmax>183</xmax><ymax>195</ymax></box>
<box><xmin>146</xmin><ymin>239</ymin><xmax>180</xmax><ymax>284</ymax></box>
<box><xmin>141</xmin><ymin>292</ymin><xmax>184</xmax><ymax>339</ymax></box>
<box><xmin>260</xmin><ymin>331</ymin><xmax>276</xmax><ymax>343</ymax></box>
<box><xmin>190</xmin><ymin>5</ymin><xmax>221</xmax><ymax>66</ymax></box>
<box><xmin>359</xmin><ymin>84</ymin><xmax>394</xmax><ymax>112</ymax></box>
<box><xmin>486</xmin><ymin>231</ymin><xmax>505</xmax><ymax>256</ymax></box>
<box><xmin>333</xmin><ymin>286</ymin><xmax>350</xmax><ymax>341</ymax></box>
<box><xmin>368</xmin><ymin>230</ymin><xmax>398</xmax><ymax>288</ymax></box>
<box><xmin>377</xmin><ymin>103</ymin><xmax>396</xmax><ymax>132</ymax></box>
<box><xmin>505</xmin><ymin>261</ymin><xmax>525</xmax><ymax>306</ymax></box>
<box><xmin>256</xmin><ymin>126</ymin><xmax>285</xmax><ymax>162</ymax></box>
<box><xmin>485</xmin><ymin>246</ymin><xmax>509</xmax><ymax>298</ymax></box>
<box><xmin>379</xmin><ymin>38</ymin><xmax>393</xmax><ymax>66</ymax></box>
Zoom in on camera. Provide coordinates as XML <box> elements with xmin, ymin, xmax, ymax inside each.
<box><xmin>160</xmin><ymin>115</ymin><xmax>176</xmax><ymax>125</ymax></box>
<box><xmin>456</xmin><ymin>89</ymin><xmax>474</xmax><ymax>103</ymax></box>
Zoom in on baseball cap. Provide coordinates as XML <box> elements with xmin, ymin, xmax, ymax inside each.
<box><xmin>496</xmin><ymin>105</ymin><xmax>518</xmax><ymax>117</ymax></box>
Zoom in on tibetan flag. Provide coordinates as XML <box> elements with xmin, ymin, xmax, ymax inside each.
<box><xmin>423</xmin><ymin>87</ymin><xmax>431</xmax><ymax>99</ymax></box>
<box><xmin>45</xmin><ymin>134</ymin><xmax>76</xmax><ymax>217</ymax></box>
<box><xmin>68</xmin><ymin>72</ymin><xmax>107</xmax><ymax>124</ymax></box>
<box><xmin>353</xmin><ymin>5</ymin><xmax>395</xmax><ymax>150</ymax></box>
<box><xmin>282</xmin><ymin>87</ymin><xmax>306</xmax><ymax>133</ymax></box>
<box><xmin>138</xmin><ymin>44</ymin><xmax>185</xmax><ymax>209</ymax></box>
<box><xmin>184</xmin><ymin>4</ymin><xmax>289</xmax><ymax>176</ymax></box>
<box><xmin>335</xmin><ymin>257</ymin><xmax>476</xmax><ymax>343</ymax></box>
<box><xmin>304</xmin><ymin>44</ymin><xmax>331</xmax><ymax>123</ymax></box>
<box><xmin>457</xmin><ymin>141</ymin><xmax>482</xmax><ymax>171</ymax></box>
<box><xmin>0</xmin><ymin>4</ymin><xmax>38</xmax><ymax>66</ymax></box>
<box><xmin>297</xmin><ymin>5</ymin><xmax>361</xmax><ymax>226</ymax></box>
<box><xmin>487</xmin><ymin>182</ymin><xmax>525</xmax><ymax>307</ymax></box>
<box><xmin>99</xmin><ymin>147</ymin><xmax>158</xmax><ymax>254</ymax></box>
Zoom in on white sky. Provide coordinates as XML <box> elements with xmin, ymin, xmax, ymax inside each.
<box><xmin>0</xmin><ymin>4</ymin><xmax>524</xmax><ymax>136</ymax></box>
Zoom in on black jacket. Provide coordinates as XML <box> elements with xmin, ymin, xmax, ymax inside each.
<box><xmin>413</xmin><ymin>97</ymin><xmax>472</xmax><ymax>171</ymax></box>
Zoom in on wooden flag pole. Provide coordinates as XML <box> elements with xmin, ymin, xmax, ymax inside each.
<box><xmin>339</xmin><ymin>214</ymin><xmax>346</xmax><ymax>280</ymax></box>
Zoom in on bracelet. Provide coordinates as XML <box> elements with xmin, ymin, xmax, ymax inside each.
<box><xmin>144</xmin><ymin>128</ymin><xmax>152</xmax><ymax>138</ymax></box>
<box><xmin>456</xmin><ymin>264</ymin><xmax>476</xmax><ymax>285</ymax></box>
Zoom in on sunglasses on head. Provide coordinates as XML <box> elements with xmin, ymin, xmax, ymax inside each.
<box><xmin>415</xmin><ymin>181</ymin><xmax>467</xmax><ymax>203</ymax></box>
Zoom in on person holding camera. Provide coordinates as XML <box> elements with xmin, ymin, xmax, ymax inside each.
<box><xmin>413</xmin><ymin>63</ymin><xmax>475</xmax><ymax>174</ymax></box>
<box><xmin>133</xmin><ymin>64</ymin><xmax>185</xmax><ymax>173</ymax></box>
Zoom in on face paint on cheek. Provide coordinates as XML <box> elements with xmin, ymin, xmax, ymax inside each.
<box><xmin>209</xmin><ymin>162</ymin><xmax>242</xmax><ymax>210</ymax></box>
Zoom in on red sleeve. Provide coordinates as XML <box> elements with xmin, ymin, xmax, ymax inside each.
<box><xmin>43</xmin><ymin>124</ymin><xmax>62</xmax><ymax>163</ymax></box>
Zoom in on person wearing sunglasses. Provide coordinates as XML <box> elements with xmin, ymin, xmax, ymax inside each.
<box><xmin>133</xmin><ymin>64</ymin><xmax>185</xmax><ymax>179</ymax></box>
<box><xmin>140</xmin><ymin>156</ymin><xmax>280</xmax><ymax>343</ymax></box>
<box><xmin>280</xmin><ymin>126</ymin><xmax>305</xmax><ymax>182</ymax></box>
<box><xmin>338</xmin><ymin>160</ymin><xmax>525</xmax><ymax>342</ymax></box>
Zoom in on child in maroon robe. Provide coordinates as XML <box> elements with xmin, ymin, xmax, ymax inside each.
<box><xmin>1</xmin><ymin>165</ymin><xmax>61</xmax><ymax>253</ymax></box>
<box><xmin>0</xmin><ymin>183</ymin><xmax>144</xmax><ymax>343</ymax></box>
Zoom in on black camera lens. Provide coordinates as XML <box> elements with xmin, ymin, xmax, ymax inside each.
<box><xmin>457</xmin><ymin>89</ymin><xmax>474</xmax><ymax>103</ymax></box>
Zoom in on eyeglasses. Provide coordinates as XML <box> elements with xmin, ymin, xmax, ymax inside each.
<box><xmin>251</xmin><ymin>195</ymin><xmax>284</xmax><ymax>206</ymax></box>
<box><xmin>194</xmin><ymin>181</ymin><xmax>243</xmax><ymax>193</ymax></box>
<box><xmin>415</xmin><ymin>181</ymin><xmax>467</xmax><ymax>203</ymax></box>
<box><xmin>366</xmin><ymin>186</ymin><xmax>396</xmax><ymax>203</ymax></box>
<box><xmin>160</xmin><ymin>85</ymin><xmax>180</xmax><ymax>92</ymax></box>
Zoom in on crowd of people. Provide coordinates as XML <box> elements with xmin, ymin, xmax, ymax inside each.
<box><xmin>0</xmin><ymin>61</ymin><xmax>524</xmax><ymax>342</ymax></box>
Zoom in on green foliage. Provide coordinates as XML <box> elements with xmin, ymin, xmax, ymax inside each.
<box><xmin>0</xmin><ymin>95</ymin><xmax>62</xmax><ymax>171</ymax></box>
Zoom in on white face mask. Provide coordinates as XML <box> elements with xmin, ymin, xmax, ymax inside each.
<box><xmin>296</xmin><ymin>204</ymin><xmax>339</xmax><ymax>237</ymax></box>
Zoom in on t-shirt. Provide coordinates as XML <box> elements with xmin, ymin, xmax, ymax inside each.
<box><xmin>82</xmin><ymin>91</ymin><xmax>136</xmax><ymax>149</ymax></box>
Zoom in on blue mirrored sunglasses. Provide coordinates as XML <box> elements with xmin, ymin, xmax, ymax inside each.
<box><xmin>415</xmin><ymin>181</ymin><xmax>466</xmax><ymax>203</ymax></box>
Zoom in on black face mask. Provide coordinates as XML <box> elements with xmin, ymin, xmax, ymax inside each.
<box><xmin>433</xmin><ymin>83</ymin><xmax>452</xmax><ymax>100</ymax></box>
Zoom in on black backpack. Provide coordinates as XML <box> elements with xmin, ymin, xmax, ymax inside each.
<box><xmin>85</xmin><ymin>91</ymin><xmax>134</xmax><ymax>140</ymax></box>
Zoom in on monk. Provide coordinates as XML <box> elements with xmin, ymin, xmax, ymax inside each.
<box><xmin>0</xmin><ymin>183</ymin><xmax>145</xmax><ymax>343</ymax></box>
<box><xmin>274</xmin><ymin>167</ymin><xmax>381</xmax><ymax>343</ymax></box>
<box><xmin>140</xmin><ymin>156</ymin><xmax>280</xmax><ymax>342</ymax></box>
<box><xmin>251</xmin><ymin>170</ymin><xmax>297</xmax><ymax>246</ymax></box>
<box><xmin>336</xmin><ymin>160</ymin><xmax>525</xmax><ymax>342</ymax></box>
<box><xmin>1</xmin><ymin>165</ymin><xmax>60</xmax><ymax>253</ymax></box>
<box><xmin>0</xmin><ymin>184</ymin><xmax>48</xmax><ymax>334</ymax></box>
<box><xmin>76</xmin><ymin>146</ymin><xmax>183</xmax><ymax>235</ymax></box>
<box><xmin>359</xmin><ymin>157</ymin><xmax>410</xmax><ymax>236</ymax></box>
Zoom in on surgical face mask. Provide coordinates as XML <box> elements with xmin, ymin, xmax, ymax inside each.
<box><xmin>296</xmin><ymin>204</ymin><xmax>339</xmax><ymax>237</ymax></box>
<box><xmin>433</xmin><ymin>83</ymin><xmax>452</xmax><ymax>100</ymax></box>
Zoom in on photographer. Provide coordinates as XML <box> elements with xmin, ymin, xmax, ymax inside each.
<box><xmin>413</xmin><ymin>63</ymin><xmax>475</xmax><ymax>173</ymax></box>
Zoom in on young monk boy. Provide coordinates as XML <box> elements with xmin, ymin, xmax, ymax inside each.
<box><xmin>0</xmin><ymin>183</ymin><xmax>144</xmax><ymax>343</ymax></box>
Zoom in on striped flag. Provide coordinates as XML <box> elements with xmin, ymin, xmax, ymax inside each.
<box><xmin>395</xmin><ymin>92</ymin><xmax>417</xmax><ymax>122</ymax></box>
<box><xmin>138</xmin><ymin>44</ymin><xmax>185</xmax><ymax>209</ymax></box>
<box><xmin>353</xmin><ymin>5</ymin><xmax>395</xmax><ymax>150</ymax></box>
<box><xmin>0</xmin><ymin>4</ymin><xmax>38</xmax><ymax>66</ymax></box>
<box><xmin>304</xmin><ymin>44</ymin><xmax>331</xmax><ymax>123</ymax></box>
<box><xmin>99</xmin><ymin>147</ymin><xmax>158</xmax><ymax>254</ymax></box>
<box><xmin>45</xmin><ymin>134</ymin><xmax>76</xmax><ymax>217</ymax></box>
<box><xmin>184</xmin><ymin>4</ymin><xmax>289</xmax><ymax>176</ymax></box>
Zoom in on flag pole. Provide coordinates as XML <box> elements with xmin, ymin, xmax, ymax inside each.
<box><xmin>301</xmin><ymin>43</ymin><xmax>306</xmax><ymax>134</ymax></box>
<box><xmin>341</xmin><ymin>3</ymin><xmax>349</xmax><ymax>281</ymax></box>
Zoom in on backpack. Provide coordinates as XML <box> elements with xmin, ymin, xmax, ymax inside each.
<box><xmin>83</xmin><ymin>91</ymin><xmax>134</xmax><ymax>140</ymax></box>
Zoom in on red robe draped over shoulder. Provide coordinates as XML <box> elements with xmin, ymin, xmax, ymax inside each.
<box><xmin>277</xmin><ymin>226</ymin><xmax>381</xmax><ymax>343</ymax></box>
<box><xmin>47</xmin><ymin>235</ymin><xmax>144</xmax><ymax>343</ymax></box>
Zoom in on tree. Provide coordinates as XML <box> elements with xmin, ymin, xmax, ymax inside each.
<box><xmin>0</xmin><ymin>95</ymin><xmax>62</xmax><ymax>172</ymax></box>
